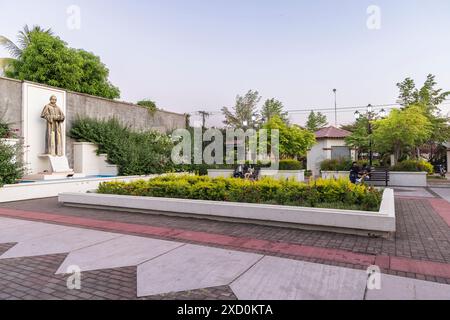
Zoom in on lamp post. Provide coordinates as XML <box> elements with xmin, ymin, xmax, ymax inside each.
<box><xmin>333</xmin><ymin>89</ymin><xmax>337</xmax><ymax>126</ymax></box>
<box><xmin>354</xmin><ymin>104</ymin><xmax>386</xmax><ymax>168</ymax></box>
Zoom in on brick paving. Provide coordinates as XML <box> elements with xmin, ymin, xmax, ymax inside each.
<box><xmin>0</xmin><ymin>192</ymin><xmax>449</xmax><ymax>299</ymax></box>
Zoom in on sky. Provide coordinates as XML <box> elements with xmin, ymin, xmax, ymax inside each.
<box><xmin>1</xmin><ymin>0</ymin><xmax>450</xmax><ymax>127</ymax></box>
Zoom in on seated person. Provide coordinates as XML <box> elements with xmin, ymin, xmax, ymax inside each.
<box><xmin>349</xmin><ymin>162</ymin><xmax>360</xmax><ymax>184</ymax></box>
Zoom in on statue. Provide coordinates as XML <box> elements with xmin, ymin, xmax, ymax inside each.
<box><xmin>41</xmin><ymin>95</ymin><xmax>65</xmax><ymax>156</ymax></box>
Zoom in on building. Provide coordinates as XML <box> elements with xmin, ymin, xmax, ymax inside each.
<box><xmin>307</xmin><ymin>126</ymin><xmax>356</xmax><ymax>177</ymax></box>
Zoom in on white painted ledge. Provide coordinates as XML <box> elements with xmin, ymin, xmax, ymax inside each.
<box><xmin>59</xmin><ymin>189</ymin><xmax>396</xmax><ymax>238</ymax></box>
<box><xmin>389</xmin><ymin>171</ymin><xmax>427</xmax><ymax>187</ymax></box>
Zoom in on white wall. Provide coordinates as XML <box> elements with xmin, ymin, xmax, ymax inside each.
<box><xmin>22</xmin><ymin>83</ymin><xmax>66</xmax><ymax>175</ymax></box>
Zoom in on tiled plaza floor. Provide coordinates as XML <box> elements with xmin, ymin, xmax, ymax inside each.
<box><xmin>0</xmin><ymin>187</ymin><xmax>449</xmax><ymax>300</ymax></box>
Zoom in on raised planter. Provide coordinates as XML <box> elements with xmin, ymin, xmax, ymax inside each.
<box><xmin>389</xmin><ymin>171</ymin><xmax>427</xmax><ymax>187</ymax></box>
<box><xmin>207</xmin><ymin>169</ymin><xmax>234</xmax><ymax>178</ymax></box>
<box><xmin>260</xmin><ymin>170</ymin><xmax>305</xmax><ymax>182</ymax></box>
<box><xmin>0</xmin><ymin>175</ymin><xmax>162</xmax><ymax>203</ymax></box>
<box><xmin>321</xmin><ymin>171</ymin><xmax>349</xmax><ymax>180</ymax></box>
<box><xmin>58</xmin><ymin>189</ymin><xmax>396</xmax><ymax>238</ymax></box>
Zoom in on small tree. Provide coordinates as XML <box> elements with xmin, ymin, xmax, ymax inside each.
<box><xmin>0</xmin><ymin>141</ymin><xmax>23</xmax><ymax>187</ymax></box>
<box><xmin>4</xmin><ymin>29</ymin><xmax>120</xmax><ymax>99</ymax></box>
<box><xmin>306</xmin><ymin>111</ymin><xmax>328</xmax><ymax>132</ymax></box>
<box><xmin>261</xmin><ymin>98</ymin><xmax>289</xmax><ymax>123</ymax></box>
<box><xmin>137</xmin><ymin>100</ymin><xmax>158</xmax><ymax>114</ymax></box>
<box><xmin>263</xmin><ymin>116</ymin><xmax>315</xmax><ymax>159</ymax></box>
<box><xmin>373</xmin><ymin>105</ymin><xmax>432</xmax><ymax>163</ymax></box>
<box><xmin>221</xmin><ymin>90</ymin><xmax>261</xmax><ymax>129</ymax></box>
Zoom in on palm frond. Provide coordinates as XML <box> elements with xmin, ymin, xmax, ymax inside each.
<box><xmin>17</xmin><ymin>24</ymin><xmax>53</xmax><ymax>50</ymax></box>
<box><xmin>0</xmin><ymin>36</ymin><xmax>21</xmax><ymax>59</ymax></box>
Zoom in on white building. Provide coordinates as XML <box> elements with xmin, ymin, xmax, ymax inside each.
<box><xmin>307</xmin><ymin>126</ymin><xmax>356</xmax><ymax>177</ymax></box>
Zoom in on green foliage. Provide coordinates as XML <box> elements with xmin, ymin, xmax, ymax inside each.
<box><xmin>263</xmin><ymin>116</ymin><xmax>316</xmax><ymax>159</ymax></box>
<box><xmin>261</xmin><ymin>98</ymin><xmax>289</xmax><ymax>123</ymax></box>
<box><xmin>320</xmin><ymin>158</ymin><xmax>353</xmax><ymax>171</ymax></box>
<box><xmin>391</xmin><ymin>160</ymin><xmax>434</xmax><ymax>174</ymax></box>
<box><xmin>0</xmin><ymin>141</ymin><xmax>23</xmax><ymax>187</ymax></box>
<box><xmin>4</xmin><ymin>30</ymin><xmax>120</xmax><ymax>99</ymax></box>
<box><xmin>69</xmin><ymin>117</ymin><xmax>174</xmax><ymax>176</ymax></box>
<box><xmin>221</xmin><ymin>90</ymin><xmax>261</xmax><ymax>128</ymax></box>
<box><xmin>344</xmin><ymin>116</ymin><xmax>371</xmax><ymax>155</ymax></box>
<box><xmin>137</xmin><ymin>100</ymin><xmax>158</xmax><ymax>114</ymax></box>
<box><xmin>98</xmin><ymin>175</ymin><xmax>383</xmax><ymax>212</ymax></box>
<box><xmin>306</xmin><ymin>111</ymin><xmax>328</xmax><ymax>132</ymax></box>
<box><xmin>373</xmin><ymin>105</ymin><xmax>432</xmax><ymax>163</ymax></box>
<box><xmin>279</xmin><ymin>159</ymin><xmax>303</xmax><ymax>170</ymax></box>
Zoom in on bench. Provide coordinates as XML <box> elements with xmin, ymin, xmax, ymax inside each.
<box><xmin>367</xmin><ymin>168</ymin><xmax>390</xmax><ymax>187</ymax></box>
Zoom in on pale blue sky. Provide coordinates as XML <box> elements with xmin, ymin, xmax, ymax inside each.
<box><xmin>1</xmin><ymin>0</ymin><xmax>450</xmax><ymax>126</ymax></box>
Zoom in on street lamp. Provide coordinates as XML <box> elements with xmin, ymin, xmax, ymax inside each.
<box><xmin>354</xmin><ymin>105</ymin><xmax>386</xmax><ymax>167</ymax></box>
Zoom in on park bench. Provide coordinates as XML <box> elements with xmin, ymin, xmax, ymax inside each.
<box><xmin>367</xmin><ymin>168</ymin><xmax>390</xmax><ymax>187</ymax></box>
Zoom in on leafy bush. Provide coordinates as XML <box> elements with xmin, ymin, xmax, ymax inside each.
<box><xmin>70</xmin><ymin>117</ymin><xmax>175</xmax><ymax>176</ymax></box>
<box><xmin>320</xmin><ymin>158</ymin><xmax>353</xmax><ymax>171</ymax></box>
<box><xmin>0</xmin><ymin>141</ymin><xmax>23</xmax><ymax>187</ymax></box>
<box><xmin>137</xmin><ymin>100</ymin><xmax>158</xmax><ymax>114</ymax></box>
<box><xmin>279</xmin><ymin>159</ymin><xmax>303</xmax><ymax>170</ymax></box>
<box><xmin>391</xmin><ymin>160</ymin><xmax>434</xmax><ymax>174</ymax></box>
<box><xmin>98</xmin><ymin>175</ymin><xmax>383</xmax><ymax>211</ymax></box>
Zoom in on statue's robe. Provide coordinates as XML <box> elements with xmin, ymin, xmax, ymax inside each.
<box><xmin>41</xmin><ymin>104</ymin><xmax>65</xmax><ymax>156</ymax></box>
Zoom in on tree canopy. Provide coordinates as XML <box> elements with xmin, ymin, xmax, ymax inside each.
<box><xmin>262</xmin><ymin>116</ymin><xmax>316</xmax><ymax>159</ymax></box>
<box><xmin>372</xmin><ymin>105</ymin><xmax>433</xmax><ymax>163</ymax></box>
<box><xmin>2</xmin><ymin>27</ymin><xmax>120</xmax><ymax>99</ymax></box>
<box><xmin>221</xmin><ymin>90</ymin><xmax>261</xmax><ymax>129</ymax></box>
<box><xmin>306</xmin><ymin>111</ymin><xmax>328</xmax><ymax>132</ymax></box>
<box><xmin>261</xmin><ymin>98</ymin><xmax>289</xmax><ymax>123</ymax></box>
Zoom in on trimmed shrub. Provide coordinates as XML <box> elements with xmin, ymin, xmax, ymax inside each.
<box><xmin>279</xmin><ymin>159</ymin><xmax>303</xmax><ymax>170</ymax></box>
<box><xmin>98</xmin><ymin>175</ymin><xmax>383</xmax><ymax>211</ymax></box>
<box><xmin>69</xmin><ymin>117</ymin><xmax>175</xmax><ymax>176</ymax></box>
<box><xmin>320</xmin><ymin>158</ymin><xmax>353</xmax><ymax>171</ymax></box>
<box><xmin>0</xmin><ymin>141</ymin><xmax>23</xmax><ymax>187</ymax></box>
<box><xmin>391</xmin><ymin>160</ymin><xmax>434</xmax><ymax>174</ymax></box>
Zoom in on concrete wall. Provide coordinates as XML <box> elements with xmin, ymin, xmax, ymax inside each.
<box><xmin>0</xmin><ymin>77</ymin><xmax>187</xmax><ymax>167</ymax></box>
<box><xmin>0</xmin><ymin>77</ymin><xmax>22</xmax><ymax>136</ymax></box>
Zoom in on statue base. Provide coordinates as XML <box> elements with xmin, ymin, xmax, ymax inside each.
<box><xmin>23</xmin><ymin>154</ymin><xmax>85</xmax><ymax>181</ymax></box>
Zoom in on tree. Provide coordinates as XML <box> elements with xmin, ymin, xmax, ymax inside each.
<box><xmin>262</xmin><ymin>116</ymin><xmax>316</xmax><ymax>159</ymax></box>
<box><xmin>261</xmin><ymin>98</ymin><xmax>289</xmax><ymax>123</ymax></box>
<box><xmin>372</xmin><ymin>105</ymin><xmax>432</xmax><ymax>163</ymax></box>
<box><xmin>221</xmin><ymin>90</ymin><xmax>261</xmax><ymax>129</ymax></box>
<box><xmin>344</xmin><ymin>116</ymin><xmax>370</xmax><ymax>157</ymax></box>
<box><xmin>397</xmin><ymin>75</ymin><xmax>450</xmax><ymax>162</ymax></box>
<box><xmin>0</xmin><ymin>25</ymin><xmax>53</xmax><ymax>73</ymax></box>
<box><xmin>305</xmin><ymin>111</ymin><xmax>328</xmax><ymax>132</ymax></box>
<box><xmin>3</xmin><ymin>28</ymin><xmax>120</xmax><ymax>99</ymax></box>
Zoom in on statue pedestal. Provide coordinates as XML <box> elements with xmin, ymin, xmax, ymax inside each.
<box><xmin>24</xmin><ymin>155</ymin><xmax>86</xmax><ymax>181</ymax></box>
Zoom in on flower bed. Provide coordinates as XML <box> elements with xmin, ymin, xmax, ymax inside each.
<box><xmin>97</xmin><ymin>175</ymin><xmax>382</xmax><ymax>212</ymax></box>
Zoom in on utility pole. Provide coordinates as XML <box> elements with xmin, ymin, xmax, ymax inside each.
<box><xmin>333</xmin><ymin>89</ymin><xmax>337</xmax><ymax>126</ymax></box>
<box><xmin>197</xmin><ymin>111</ymin><xmax>212</xmax><ymax>130</ymax></box>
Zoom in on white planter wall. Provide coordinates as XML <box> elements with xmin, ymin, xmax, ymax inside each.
<box><xmin>260</xmin><ymin>170</ymin><xmax>305</xmax><ymax>182</ymax></box>
<box><xmin>73</xmin><ymin>142</ymin><xmax>118</xmax><ymax>176</ymax></box>
<box><xmin>389</xmin><ymin>172</ymin><xmax>427</xmax><ymax>187</ymax></box>
<box><xmin>321</xmin><ymin>171</ymin><xmax>349</xmax><ymax>180</ymax></box>
<box><xmin>59</xmin><ymin>189</ymin><xmax>396</xmax><ymax>238</ymax></box>
<box><xmin>207</xmin><ymin>169</ymin><xmax>234</xmax><ymax>178</ymax></box>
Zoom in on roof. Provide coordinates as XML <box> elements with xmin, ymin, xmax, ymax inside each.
<box><xmin>315</xmin><ymin>126</ymin><xmax>351</xmax><ymax>139</ymax></box>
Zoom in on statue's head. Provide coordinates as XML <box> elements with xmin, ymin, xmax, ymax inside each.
<box><xmin>50</xmin><ymin>95</ymin><xmax>57</xmax><ymax>105</ymax></box>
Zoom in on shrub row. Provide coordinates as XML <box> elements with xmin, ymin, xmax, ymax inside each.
<box><xmin>70</xmin><ymin>117</ymin><xmax>175</xmax><ymax>176</ymax></box>
<box><xmin>391</xmin><ymin>160</ymin><xmax>434</xmax><ymax>174</ymax></box>
<box><xmin>98</xmin><ymin>175</ymin><xmax>383</xmax><ymax>212</ymax></box>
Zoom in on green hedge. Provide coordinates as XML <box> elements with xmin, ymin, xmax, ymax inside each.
<box><xmin>320</xmin><ymin>158</ymin><xmax>353</xmax><ymax>171</ymax></box>
<box><xmin>98</xmin><ymin>175</ymin><xmax>383</xmax><ymax>212</ymax></box>
<box><xmin>70</xmin><ymin>117</ymin><xmax>175</xmax><ymax>176</ymax></box>
<box><xmin>0</xmin><ymin>141</ymin><xmax>23</xmax><ymax>187</ymax></box>
<box><xmin>279</xmin><ymin>159</ymin><xmax>303</xmax><ymax>170</ymax></box>
<box><xmin>391</xmin><ymin>160</ymin><xmax>434</xmax><ymax>174</ymax></box>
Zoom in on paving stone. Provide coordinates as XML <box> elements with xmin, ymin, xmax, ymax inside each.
<box><xmin>137</xmin><ymin>244</ymin><xmax>262</xmax><ymax>297</ymax></box>
<box><xmin>56</xmin><ymin>235</ymin><xmax>183</xmax><ymax>274</ymax></box>
<box><xmin>366</xmin><ymin>273</ymin><xmax>450</xmax><ymax>300</ymax></box>
<box><xmin>230</xmin><ymin>256</ymin><xmax>368</xmax><ymax>300</ymax></box>
<box><xmin>1</xmin><ymin>227</ymin><xmax>121</xmax><ymax>259</ymax></box>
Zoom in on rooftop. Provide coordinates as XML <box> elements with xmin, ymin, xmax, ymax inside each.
<box><xmin>315</xmin><ymin>126</ymin><xmax>351</xmax><ymax>139</ymax></box>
